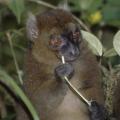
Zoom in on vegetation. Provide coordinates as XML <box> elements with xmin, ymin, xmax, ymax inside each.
<box><xmin>0</xmin><ymin>0</ymin><xmax>120</xmax><ymax>120</ymax></box>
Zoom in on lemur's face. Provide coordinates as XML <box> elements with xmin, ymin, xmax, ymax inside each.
<box><xmin>26</xmin><ymin>10</ymin><xmax>83</xmax><ymax>80</ymax></box>
<box><xmin>26</xmin><ymin>10</ymin><xmax>83</xmax><ymax>62</ymax></box>
<box><xmin>48</xmin><ymin>23</ymin><xmax>82</xmax><ymax>62</ymax></box>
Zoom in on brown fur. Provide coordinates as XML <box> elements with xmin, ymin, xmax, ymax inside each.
<box><xmin>16</xmin><ymin>9</ymin><xmax>104</xmax><ymax>120</ymax></box>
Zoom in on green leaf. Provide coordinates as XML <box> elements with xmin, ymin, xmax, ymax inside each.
<box><xmin>102</xmin><ymin>5</ymin><xmax>120</xmax><ymax>26</ymax></box>
<box><xmin>69</xmin><ymin>0</ymin><xmax>102</xmax><ymax>12</ymax></box>
<box><xmin>79</xmin><ymin>0</ymin><xmax>94</xmax><ymax>11</ymax></box>
<box><xmin>103</xmin><ymin>48</ymin><xmax>117</xmax><ymax>57</ymax></box>
<box><xmin>81</xmin><ymin>30</ymin><xmax>103</xmax><ymax>56</ymax></box>
<box><xmin>0</xmin><ymin>68</ymin><xmax>40</xmax><ymax>120</ymax></box>
<box><xmin>7</xmin><ymin>0</ymin><xmax>25</xmax><ymax>23</ymax></box>
<box><xmin>108</xmin><ymin>0</ymin><xmax>120</xmax><ymax>6</ymax></box>
<box><xmin>113</xmin><ymin>30</ymin><xmax>120</xmax><ymax>56</ymax></box>
<box><xmin>68</xmin><ymin>0</ymin><xmax>81</xmax><ymax>11</ymax></box>
<box><xmin>87</xmin><ymin>0</ymin><xmax>102</xmax><ymax>13</ymax></box>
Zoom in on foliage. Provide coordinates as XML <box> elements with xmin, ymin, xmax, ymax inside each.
<box><xmin>68</xmin><ymin>0</ymin><xmax>120</xmax><ymax>26</ymax></box>
<box><xmin>6</xmin><ymin>0</ymin><xmax>25</xmax><ymax>23</ymax></box>
<box><xmin>0</xmin><ymin>68</ymin><xmax>40</xmax><ymax>120</ymax></box>
<box><xmin>81</xmin><ymin>30</ymin><xmax>103</xmax><ymax>56</ymax></box>
<box><xmin>113</xmin><ymin>31</ymin><xmax>120</xmax><ymax>56</ymax></box>
<box><xmin>0</xmin><ymin>0</ymin><xmax>120</xmax><ymax>120</ymax></box>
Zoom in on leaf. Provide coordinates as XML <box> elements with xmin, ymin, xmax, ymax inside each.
<box><xmin>69</xmin><ymin>0</ymin><xmax>102</xmax><ymax>12</ymax></box>
<box><xmin>79</xmin><ymin>0</ymin><xmax>94</xmax><ymax>10</ymax></box>
<box><xmin>7</xmin><ymin>0</ymin><xmax>25</xmax><ymax>23</ymax></box>
<box><xmin>113</xmin><ymin>30</ymin><xmax>120</xmax><ymax>56</ymax></box>
<box><xmin>108</xmin><ymin>0</ymin><xmax>120</xmax><ymax>6</ymax></box>
<box><xmin>0</xmin><ymin>68</ymin><xmax>40</xmax><ymax>120</ymax></box>
<box><xmin>68</xmin><ymin>0</ymin><xmax>81</xmax><ymax>11</ymax></box>
<box><xmin>87</xmin><ymin>0</ymin><xmax>102</xmax><ymax>13</ymax></box>
<box><xmin>103</xmin><ymin>48</ymin><xmax>117</xmax><ymax>57</ymax></box>
<box><xmin>81</xmin><ymin>30</ymin><xmax>103</xmax><ymax>56</ymax></box>
<box><xmin>102</xmin><ymin>5</ymin><xmax>120</xmax><ymax>26</ymax></box>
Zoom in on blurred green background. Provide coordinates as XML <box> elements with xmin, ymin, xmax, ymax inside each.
<box><xmin>0</xmin><ymin>0</ymin><xmax>120</xmax><ymax>120</ymax></box>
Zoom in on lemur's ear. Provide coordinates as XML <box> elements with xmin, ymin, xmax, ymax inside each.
<box><xmin>26</xmin><ymin>13</ymin><xmax>39</xmax><ymax>41</ymax></box>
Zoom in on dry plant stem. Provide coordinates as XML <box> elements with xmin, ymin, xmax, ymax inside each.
<box><xmin>105</xmin><ymin>62</ymin><xmax>115</xmax><ymax>115</ymax></box>
<box><xmin>103</xmin><ymin>62</ymin><xmax>115</xmax><ymax>116</ymax></box>
<box><xmin>61</xmin><ymin>56</ymin><xmax>91</xmax><ymax>106</ymax></box>
<box><xmin>29</xmin><ymin>0</ymin><xmax>90</xmax><ymax>32</ymax></box>
<box><xmin>105</xmin><ymin>75</ymin><xmax>114</xmax><ymax>115</ymax></box>
<box><xmin>64</xmin><ymin>76</ymin><xmax>91</xmax><ymax>106</ymax></box>
<box><xmin>6</xmin><ymin>32</ymin><xmax>23</xmax><ymax>85</ymax></box>
<box><xmin>72</xmin><ymin>15</ymin><xmax>90</xmax><ymax>32</ymax></box>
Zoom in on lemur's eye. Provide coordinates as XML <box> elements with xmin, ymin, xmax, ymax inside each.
<box><xmin>49</xmin><ymin>35</ymin><xmax>63</xmax><ymax>50</ymax></box>
<box><xmin>50</xmin><ymin>38</ymin><xmax>62</xmax><ymax>46</ymax></box>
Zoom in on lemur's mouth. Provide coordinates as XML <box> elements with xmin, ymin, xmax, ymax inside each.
<box><xmin>55</xmin><ymin>41</ymin><xmax>80</xmax><ymax>79</ymax></box>
<box><xmin>57</xmin><ymin>43</ymin><xmax>80</xmax><ymax>62</ymax></box>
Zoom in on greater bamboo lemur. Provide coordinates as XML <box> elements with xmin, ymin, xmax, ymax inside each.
<box><xmin>16</xmin><ymin>9</ymin><xmax>105</xmax><ymax>120</ymax></box>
